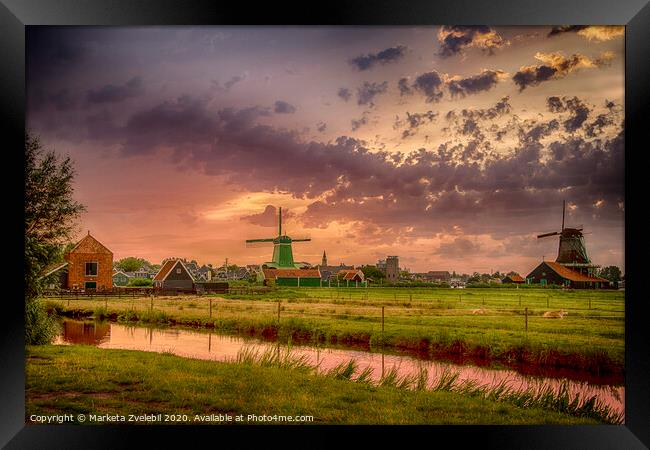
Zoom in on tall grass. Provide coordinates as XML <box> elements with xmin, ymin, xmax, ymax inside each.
<box><xmin>224</xmin><ymin>345</ymin><xmax>622</xmax><ymax>424</ymax></box>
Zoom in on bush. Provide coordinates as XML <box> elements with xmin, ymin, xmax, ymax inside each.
<box><xmin>128</xmin><ymin>277</ymin><xmax>153</xmax><ymax>287</ymax></box>
<box><xmin>25</xmin><ymin>299</ymin><xmax>60</xmax><ymax>345</ymax></box>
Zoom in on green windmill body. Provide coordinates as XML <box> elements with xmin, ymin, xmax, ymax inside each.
<box><xmin>246</xmin><ymin>207</ymin><xmax>311</xmax><ymax>269</ymax></box>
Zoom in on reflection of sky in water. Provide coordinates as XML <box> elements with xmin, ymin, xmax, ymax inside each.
<box><xmin>56</xmin><ymin>321</ymin><xmax>624</xmax><ymax>418</ymax></box>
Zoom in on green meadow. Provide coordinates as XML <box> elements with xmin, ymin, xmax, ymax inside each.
<box><xmin>40</xmin><ymin>287</ymin><xmax>624</xmax><ymax>374</ymax></box>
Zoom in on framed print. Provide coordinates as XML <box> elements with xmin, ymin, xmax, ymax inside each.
<box><xmin>2</xmin><ymin>0</ymin><xmax>649</xmax><ymax>448</ymax></box>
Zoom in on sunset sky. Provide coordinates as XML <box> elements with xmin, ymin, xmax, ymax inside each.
<box><xmin>26</xmin><ymin>26</ymin><xmax>625</xmax><ymax>274</ymax></box>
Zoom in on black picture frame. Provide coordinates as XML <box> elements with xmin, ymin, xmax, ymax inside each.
<box><xmin>2</xmin><ymin>0</ymin><xmax>648</xmax><ymax>448</ymax></box>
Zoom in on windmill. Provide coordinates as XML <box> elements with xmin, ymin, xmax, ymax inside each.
<box><xmin>245</xmin><ymin>207</ymin><xmax>311</xmax><ymax>269</ymax></box>
<box><xmin>537</xmin><ymin>200</ymin><xmax>598</xmax><ymax>274</ymax></box>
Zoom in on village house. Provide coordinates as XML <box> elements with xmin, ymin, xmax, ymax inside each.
<box><xmin>57</xmin><ymin>232</ymin><xmax>114</xmax><ymax>291</ymax></box>
<box><xmin>112</xmin><ymin>269</ymin><xmax>131</xmax><ymax>286</ymax></box>
<box><xmin>502</xmin><ymin>274</ymin><xmax>525</xmax><ymax>284</ymax></box>
<box><xmin>526</xmin><ymin>261</ymin><xmax>609</xmax><ymax>289</ymax></box>
<box><xmin>153</xmin><ymin>259</ymin><xmax>195</xmax><ymax>290</ymax></box>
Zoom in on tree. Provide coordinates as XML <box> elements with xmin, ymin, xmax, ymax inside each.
<box><xmin>360</xmin><ymin>265</ymin><xmax>385</xmax><ymax>280</ymax></box>
<box><xmin>115</xmin><ymin>256</ymin><xmax>151</xmax><ymax>272</ymax></box>
<box><xmin>25</xmin><ymin>133</ymin><xmax>86</xmax><ymax>344</ymax></box>
<box><xmin>599</xmin><ymin>266</ymin><xmax>622</xmax><ymax>282</ymax></box>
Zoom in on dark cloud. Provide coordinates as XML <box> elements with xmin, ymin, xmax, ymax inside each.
<box><xmin>412</xmin><ymin>71</ymin><xmax>444</xmax><ymax>103</ymax></box>
<box><xmin>356</xmin><ymin>81</ymin><xmax>388</xmax><ymax>107</ymax></box>
<box><xmin>546</xmin><ymin>96</ymin><xmax>591</xmax><ymax>132</ymax></box>
<box><xmin>70</xmin><ymin>94</ymin><xmax>623</xmax><ymax>242</ymax></box>
<box><xmin>513</xmin><ymin>52</ymin><xmax>614</xmax><ymax>91</ymax></box>
<box><xmin>437</xmin><ymin>26</ymin><xmax>506</xmax><ymax>58</ymax></box>
<box><xmin>349</xmin><ymin>45</ymin><xmax>408</xmax><ymax>71</ymax></box>
<box><xmin>547</xmin><ymin>26</ymin><xmax>589</xmax><ymax>37</ymax></box>
<box><xmin>351</xmin><ymin>112</ymin><xmax>370</xmax><ymax>131</ymax></box>
<box><xmin>316</xmin><ymin>121</ymin><xmax>327</xmax><ymax>133</ymax></box>
<box><xmin>211</xmin><ymin>73</ymin><xmax>247</xmax><ymax>92</ymax></box>
<box><xmin>447</xmin><ymin>70</ymin><xmax>505</xmax><ymax>98</ymax></box>
<box><xmin>87</xmin><ymin>77</ymin><xmax>144</xmax><ymax>104</ymax></box>
<box><xmin>433</xmin><ymin>237</ymin><xmax>482</xmax><ymax>258</ymax></box>
<box><xmin>395</xmin><ymin>111</ymin><xmax>438</xmax><ymax>139</ymax></box>
<box><xmin>397</xmin><ymin>78</ymin><xmax>412</xmax><ymax>96</ymax></box>
<box><xmin>274</xmin><ymin>100</ymin><xmax>297</xmax><ymax>114</ymax></box>
<box><xmin>241</xmin><ymin>205</ymin><xmax>294</xmax><ymax>227</ymax></box>
<box><xmin>337</xmin><ymin>87</ymin><xmax>352</xmax><ymax>102</ymax></box>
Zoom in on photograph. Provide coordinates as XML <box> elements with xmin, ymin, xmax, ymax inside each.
<box><xmin>2</xmin><ymin>0</ymin><xmax>649</xmax><ymax>447</ymax></box>
<box><xmin>22</xmin><ymin>24</ymin><xmax>628</xmax><ymax>427</ymax></box>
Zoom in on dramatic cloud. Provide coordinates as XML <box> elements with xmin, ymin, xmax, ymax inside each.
<box><xmin>337</xmin><ymin>87</ymin><xmax>352</xmax><ymax>102</ymax></box>
<box><xmin>513</xmin><ymin>52</ymin><xmax>614</xmax><ymax>90</ymax></box>
<box><xmin>434</xmin><ymin>237</ymin><xmax>482</xmax><ymax>258</ymax></box>
<box><xmin>274</xmin><ymin>100</ymin><xmax>296</xmax><ymax>114</ymax></box>
<box><xmin>241</xmin><ymin>205</ymin><xmax>294</xmax><ymax>227</ymax></box>
<box><xmin>349</xmin><ymin>45</ymin><xmax>408</xmax><ymax>71</ymax></box>
<box><xmin>437</xmin><ymin>26</ymin><xmax>506</xmax><ymax>57</ymax></box>
<box><xmin>546</xmin><ymin>96</ymin><xmax>590</xmax><ymax>132</ymax></box>
<box><xmin>548</xmin><ymin>25</ymin><xmax>624</xmax><ymax>42</ymax></box>
<box><xmin>87</xmin><ymin>77</ymin><xmax>144</xmax><ymax>104</ymax></box>
<box><xmin>412</xmin><ymin>71</ymin><xmax>444</xmax><ymax>103</ymax></box>
<box><xmin>356</xmin><ymin>81</ymin><xmax>388</xmax><ymax>107</ymax></box>
<box><xmin>447</xmin><ymin>69</ymin><xmax>507</xmax><ymax>98</ymax></box>
<box><xmin>316</xmin><ymin>121</ymin><xmax>327</xmax><ymax>133</ymax></box>
<box><xmin>394</xmin><ymin>110</ymin><xmax>438</xmax><ymax>139</ymax></box>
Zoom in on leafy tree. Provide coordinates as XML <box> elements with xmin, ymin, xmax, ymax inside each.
<box><xmin>360</xmin><ymin>265</ymin><xmax>385</xmax><ymax>280</ymax></box>
<box><xmin>599</xmin><ymin>266</ymin><xmax>622</xmax><ymax>282</ymax></box>
<box><xmin>115</xmin><ymin>256</ymin><xmax>151</xmax><ymax>272</ymax></box>
<box><xmin>25</xmin><ymin>133</ymin><xmax>85</xmax><ymax>344</ymax></box>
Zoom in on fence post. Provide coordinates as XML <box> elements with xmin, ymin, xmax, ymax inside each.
<box><xmin>150</xmin><ymin>295</ymin><xmax>153</xmax><ymax>312</ymax></box>
<box><xmin>105</xmin><ymin>297</ymin><xmax>108</xmax><ymax>309</ymax></box>
<box><xmin>519</xmin><ymin>295</ymin><xmax>521</xmax><ymax>306</ymax></box>
<box><xmin>409</xmin><ymin>294</ymin><xmax>412</xmax><ymax>302</ymax></box>
<box><xmin>589</xmin><ymin>297</ymin><xmax>592</xmax><ymax>310</ymax></box>
<box><xmin>381</xmin><ymin>306</ymin><xmax>385</xmax><ymax>337</ymax></box>
<box><xmin>209</xmin><ymin>298</ymin><xmax>213</xmax><ymax>318</ymax></box>
<box><xmin>525</xmin><ymin>307</ymin><xmax>528</xmax><ymax>333</ymax></box>
<box><xmin>547</xmin><ymin>296</ymin><xmax>549</xmax><ymax>308</ymax></box>
<box><xmin>277</xmin><ymin>300</ymin><xmax>281</xmax><ymax>322</ymax></box>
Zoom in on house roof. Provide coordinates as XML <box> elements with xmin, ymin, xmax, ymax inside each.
<box><xmin>112</xmin><ymin>270</ymin><xmax>131</xmax><ymax>277</ymax></box>
<box><xmin>504</xmin><ymin>274</ymin><xmax>525</xmax><ymax>282</ymax></box>
<box><xmin>262</xmin><ymin>268</ymin><xmax>321</xmax><ymax>279</ymax></box>
<box><xmin>540</xmin><ymin>261</ymin><xmax>608</xmax><ymax>283</ymax></box>
<box><xmin>339</xmin><ymin>269</ymin><xmax>364</xmax><ymax>280</ymax></box>
<box><xmin>67</xmin><ymin>233</ymin><xmax>112</xmax><ymax>255</ymax></box>
<box><xmin>153</xmin><ymin>259</ymin><xmax>194</xmax><ymax>281</ymax></box>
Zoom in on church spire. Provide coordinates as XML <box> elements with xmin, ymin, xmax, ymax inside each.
<box><xmin>321</xmin><ymin>250</ymin><xmax>327</xmax><ymax>267</ymax></box>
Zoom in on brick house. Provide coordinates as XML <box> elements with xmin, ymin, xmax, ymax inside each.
<box><xmin>64</xmin><ymin>232</ymin><xmax>113</xmax><ymax>291</ymax></box>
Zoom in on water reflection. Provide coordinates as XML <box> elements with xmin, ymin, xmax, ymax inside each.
<box><xmin>55</xmin><ymin>320</ymin><xmax>624</xmax><ymax>418</ymax></box>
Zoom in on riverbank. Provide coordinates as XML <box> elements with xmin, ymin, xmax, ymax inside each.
<box><xmin>26</xmin><ymin>345</ymin><xmax>612</xmax><ymax>425</ymax></box>
<box><xmin>42</xmin><ymin>289</ymin><xmax>624</xmax><ymax>377</ymax></box>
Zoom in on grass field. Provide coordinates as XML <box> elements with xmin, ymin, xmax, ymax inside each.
<box><xmin>41</xmin><ymin>287</ymin><xmax>624</xmax><ymax>375</ymax></box>
<box><xmin>26</xmin><ymin>345</ymin><xmax>614</xmax><ymax>425</ymax></box>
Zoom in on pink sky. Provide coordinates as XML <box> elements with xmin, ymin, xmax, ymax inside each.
<box><xmin>27</xmin><ymin>26</ymin><xmax>625</xmax><ymax>274</ymax></box>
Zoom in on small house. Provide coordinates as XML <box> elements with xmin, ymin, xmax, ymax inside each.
<box><xmin>526</xmin><ymin>261</ymin><xmax>608</xmax><ymax>289</ymax></box>
<box><xmin>502</xmin><ymin>274</ymin><xmax>525</xmax><ymax>284</ymax></box>
<box><xmin>112</xmin><ymin>269</ymin><xmax>132</xmax><ymax>286</ymax></box>
<box><xmin>153</xmin><ymin>259</ymin><xmax>195</xmax><ymax>291</ymax></box>
<box><xmin>338</xmin><ymin>269</ymin><xmax>365</xmax><ymax>286</ymax></box>
<box><xmin>64</xmin><ymin>232</ymin><xmax>113</xmax><ymax>291</ymax></box>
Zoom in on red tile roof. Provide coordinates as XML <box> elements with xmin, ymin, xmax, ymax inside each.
<box><xmin>263</xmin><ymin>268</ymin><xmax>321</xmax><ymax>279</ymax></box>
<box><xmin>544</xmin><ymin>261</ymin><xmax>608</xmax><ymax>283</ymax></box>
<box><xmin>339</xmin><ymin>269</ymin><xmax>364</xmax><ymax>280</ymax></box>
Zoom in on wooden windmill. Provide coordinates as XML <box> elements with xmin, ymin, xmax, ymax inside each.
<box><xmin>537</xmin><ymin>200</ymin><xmax>599</xmax><ymax>275</ymax></box>
<box><xmin>245</xmin><ymin>207</ymin><xmax>311</xmax><ymax>269</ymax></box>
